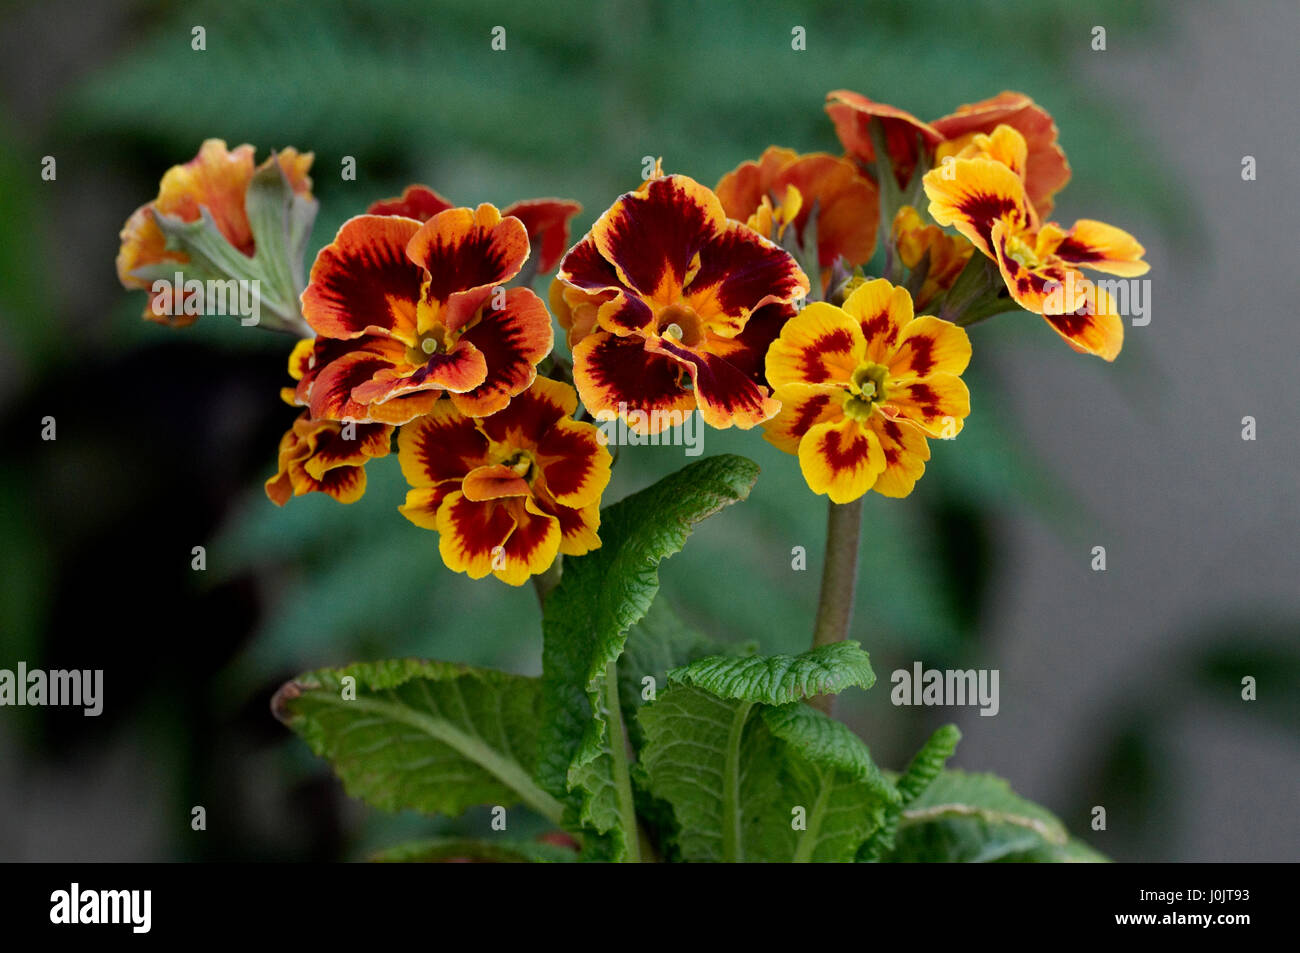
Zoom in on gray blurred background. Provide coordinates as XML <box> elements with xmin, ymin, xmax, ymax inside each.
<box><xmin>0</xmin><ymin>0</ymin><xmax>1296</xmax><ymax>861</ymax></box>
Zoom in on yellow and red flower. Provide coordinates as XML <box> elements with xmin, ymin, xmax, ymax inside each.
<box><xmin>116</xmin><ymin>139</ymin><xmax>313</xmax><ymax>325</ymax></box>
<box><xmin>715</xmin><ymin>146</ymin><xmax>879</xmax><ymax>293</ymax></box>
<box><xmin>826</xmin><ymin>90</ymin><xmax>1069</xmax><ymax>217</ymax></box>
<box><xmin>764</xmin><ymin>279</ymin><xmax>970</xmax><ymax>501</ymax></box>
<box><xmin>397</xmin><ymin>377</ymin><xmax>611</xmax><ymax>586</ymax></box>
<box><xmin>367</xmin><ymin>185</ymin><xmax>581</xmax><ymax>274</ymax></box>
<box><xmin>265</xmin><ymin>411</ymin><xmax>392</xmax><ymax>505</ymax></box>
<box><xmin>557</xmin><ymin>174</ymin><xmax>809</xmax><ymax>433</ymax></box>
<box><xmin>298</xmin><ymin>203</ymin><xmax>553</xmax><ymax>424</ymax></box>
<box><xmin>923</xmin><ymin>125</ymin><xmax>1148</xmax><ymax>361</ymax></box>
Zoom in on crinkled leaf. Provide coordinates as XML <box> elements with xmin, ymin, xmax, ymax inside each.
<box><xmin>763</xmin><ymin>703</ymin><xmax>901</xmax><ymax>862</ymax></box>
<box><xmin>370</xmin><ymin>837</ymin><xmax>577</xmax><ymax>864</ymax></box>
<box><xmin>538</xmin><ymin>454</ymin><xmax>760</xmax><ymax>860</ymax></box>
<box><xmin>669</xmin><ymin>640</ymin><xmax>875</xmax><ymax>705</ymax></box>
<box><xmin>858</xmin><ymin>723</ymin><xmax>960</xmax><ymax>861</ymax></box>
<box><xmin>618</xmin><ymin>597</ymin><xmax>754</xmax><ymax>749</ymax></box>
<box><xmin>636</xmin><ymin>684</ymin><xmax>790</xmax><ymax>862</ymax></box>
<box><xmin>888</xmin><ymin>770</ymin><xmax>1073</xmax><ymax>863</ymax></box>
<box><xmin>274</xmin><ymin>658</ymin><xmax>562</xmax><ymax>824</ymax></box>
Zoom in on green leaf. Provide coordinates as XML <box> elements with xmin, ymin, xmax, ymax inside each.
<box><xmin>617</xmin><ymin>597</ymin><xmax>754</xmax><ymax>749</ymax></box>
<box><xmin>274</xmin><ymin>658</ymin><xmax>563</xmax><ymax>824</ymax></box>
<box><xmin>763</xmin><ymin>704</ymin><xmax>901</xmax><ymax>862</ymax></box>
<box><xmin>538</xmin><ymin>454</ymin><xmax>760</xmax><ymax>861</ymax></box>
<box><xmin>637</xmin><ymin>684</ymin><xmax>789</xmax><ymax>862</ymax></box>
<box><xmin>888</xmin><ymin>770</ymin><xmax>1072</xmax><ymax>863</ymax></box>
<box><xmin>370</xmin><ymin>837</ymin><xmax>577</xmax><ymax>864</ymax></box>
<box><xmin>669</xmin><ymin>641</ymin><xmax>875</xmax><ymax>705</ymax></box>
<box><xmin>637</xmin><ymin>686</ymin><xmax>899</xmax><ymax>862</ymax></box>
<box><xmin>858</xmin><ymin>723</ymin><xmax>960</xmax><ymax>861</ymax></box>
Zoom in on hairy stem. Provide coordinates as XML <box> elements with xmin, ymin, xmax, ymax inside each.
<box><xmin>810</xmin><ymin>497</ymin><xmax>864</xmax><ymax>714</ymax></box>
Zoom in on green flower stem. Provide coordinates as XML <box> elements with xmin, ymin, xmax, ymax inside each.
<box><xmin>809</xmin><ymin>497</ymin><xmax>864</xmax><ymax>714</ymax></box>
<box><xmin>604</xmin><ymin>658</ymin><xmax>642</xmax><ymax>863</ymax></box>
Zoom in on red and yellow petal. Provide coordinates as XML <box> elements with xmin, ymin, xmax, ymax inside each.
<box><xmin>300</xmin><ymin>419</ymin><xmax>392</xmax><ymax>480</ymax></box>
<box><xmin>153</xmin><ymin>139</ymin><xmax>258</xmax><ymax>253</ymax></box>
<box><xmin>461</xmin><ymin>464</ymin><xmax>532</xmax><ymax>502</ymax></box>
<box><xmin>301</xmin><ymin>215</ymin><xmax>423</xmax><ymax>340</ymax></box>
<box><xmin>706</xmin><ymin>301</ymin><xmax>795</xmax><ymax>389</ymax></box>
<box><xmin>683</xmin><ymin>220</ymin><xmax>810</xmax><ymax>335</ymax></box>
<box><xmin>350</xmin><ymin>339</ymin><xmax>488</xmax><ymax>409</ymax></box>
<box><xmin>478</xmin><ymin>375</ymin><xmax>575</xmax><ymax>447</ymax></box>
<box><xmin>397</xmin><ymin>401</ymin><xmax>491</xmax><ymax>488</ymax></box>
<box><xmin>398</xmin><ymin>484</ymin><xmax>457</xmax><ymax>529</ymax></box>
<box><xmin>797</xmin><ymin>416</ymin><xmax>886</xmax><ymax>504</ymax></box>
<box><xmin>450</xmin><ymin>287</ymin><xmax>553</xmax><ymax>417</ymax></box>
<box><xmin>502</xmin><ymin>198</ymin><xmax>583</xmax><ymax>274</ymax></box>
<box><xmin>923</xmin><ymin>157</ymin><xmax>1033</xmax><ymax>258</ymax></box>
<box><xmin>648</xmin><ymin>336</ymin><xmax>780</xmax><ymax>430</ymax></box>
<box><xmin>307</xmin><ymin>346</ymin><xmax>407</xmax><ymax>421</ymax></box>
<box><xmin>886</xmin><ymin>315</ymin><xmax>972</xmax><ymax>381</ymax></box>
<box><xmin>868</xmin><ymin>415</ymin><xmax>932</xmax><ymax>499</ymax></box>
<box><xmin>265</xmin><ymin>413</ymin><xmax>378</xmax><ymax>506</ymax></box>
<box><xmin>408</xmin><ymin>204</ymin><xmax>530</xmax><ymax>331</ymax></box>
<box><xmin>435</xmin><ymin>492</ymin><xmax>521</xmax><ymax>581</ymax></box>
<box><xmin>765</xmin><ymin>301</ymin><xmax>864</xmax><ymax>390</ymax></box>
<box><xmin>931</xmin><ymin>91</ymin><xmax>1071</xmax><ymax>218</ymax></box>
<box><xmin>494</xmin><ymin>498</ymin><xmax>563</xmax><ymax>586</ymax></box>
<box><xmin>763</xmin><ymin>383</ymin><xmax>846</xmax><ymax>454</ymax></box>
<box><xmin>882</xmin><ymin>374</ymin><xmax>971</xmax><ymax>437</ymax></box>
<box><xmin>841</xmin><ymin>278</ymin><xmax>914</xmax><ymax>363</ymax></box>
<box><xmin>572</xmin><ymin>332</ymin><xmax>694</xmax><ymax>435</ymax></box>
<box><xmin>824</xmin><ymin>90</ymin><xmax>943</xmax><ymax>187</ymax></box>
<box><xmin>367</xmin><ymin>184</ymin><xmax>454</xmax><ymax>221</ymax></box>
<box><xmin>548</xmin><ymin>499</ymin><xmax>602</xmax><ymax>557</ymax></box>
<box><xmin>535</xmin><ymin>417</ymin><xmax>613</xmax><ymax>508</ymax></box>
<box><xmin>1048</xmin><ymin>219</ymin><xmax>1149</xmax><ymax>277</ymax></box>
<box><xmin>591</xmin><ymin>174</ymin><xmax>726</xmax><ymax>307</ymax></box>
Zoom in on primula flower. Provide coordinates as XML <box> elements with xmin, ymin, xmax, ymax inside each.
<box><xmin>367</xmin><ymin>185</ymin><xmax>581</xmax><ymax>274</ymax></box>
<box><xmin>298</xmin><ymin>204</ymin><xmax>552</xmax><ymax>424</ymax></box>
<box><xmin>715</xmin><ymin>146</ymin><xmax>879</xmax><ymax>293</ymax></box>
<box><xmin>890</xmin><ymin>205</ymin><xmax>974</xmax><ymax>310</ymax></box>
<box><xmin>764</xmin><ymin>279</ymin><xmax>971</xmax><ymax>502</ymax></box>
<box><xmin>396</xmin><ymin>377</ymin><xmax>611</xmax><ymax>586</ymax></box>
<box><xmin>265</xmin><ymin>411</ymin><xmax>392</xmax><ymax>505</ymax></box>
<box><xmin>116</xmin><ymin>139</ymin><xmax>313</xmax><ymax>325</ymax></box>
<box><xmin>825</xmin><ymin>90</ymin><xmax>1069</xmax><ymax>217</ymax></box>
<box><xmin>557</xmin><ymin>174</ymin><xmax>809</xmax><ymax>433</ymax></box>
<box><xmin>922</xmin><ymin>125</ymin><xmax>1148</xmax><ymax>361</ymax></box>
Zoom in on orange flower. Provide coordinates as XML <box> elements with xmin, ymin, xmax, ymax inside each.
<box><xmin>367</xmin><ymin>184</ymin><xmax>581</xmax><ymax>274</ymax></box>
<box><xmin>764</xmin><ymin>279</ymin><xmax>970</xmax><ymax>501</ymax></box>
<box><xmin>923</xmin><ymin>125</ymin><xmax>1147</xmax><ymax>361</ymax></box>
<box><xmin>890</xmin><ymin>205</ymin><xmax>974</xmax><ymax>310</ymax></box>
<box><xmin>557</xmin><ymin>174</ymin><xmax>809</xmax><ymax>433</ymax></box>
<box><xmin>397</xmin><ymin>377</ymin><xmax>611</xmax><ymax>586</ymax></box>
<box><xmin>116</xmin><ymin>139</ymin><xmax>313</xmax><ymax>325</ymax></box>
<box><xmin>716</xmin><ymin>146</ymin><xmax>879</xmax><ymax>295</ymax></box>
<box><xmin>826</xmin><ymin>90</ymin><xmax>1069</xmax><ymax>217</ymax></box>
<box><xmin>265</xmin><ymin>411</ymin><xmax>392</xmax><ymax>505</ymax></box>
<box><xmin>298</xmin><ymin>204</ymin><xmax>552</xmax><ymax>424</ymax></box>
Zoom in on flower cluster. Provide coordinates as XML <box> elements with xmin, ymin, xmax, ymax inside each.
<box><xmin>117</xmin><ymin>87</ymin><xmax>1147</xmax><ymax>582</ymax></box>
